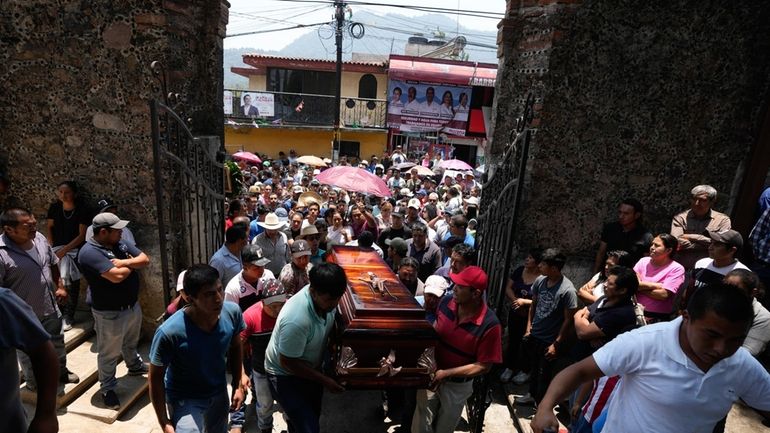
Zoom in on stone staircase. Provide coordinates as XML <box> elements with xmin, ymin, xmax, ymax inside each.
<box><xmin>20</xmin><ymin>311</ymin><xmax>149</xmax><ymax>424</ymax></box>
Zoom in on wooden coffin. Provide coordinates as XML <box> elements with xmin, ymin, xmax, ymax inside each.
<box><xmin>327</xmin><ymin>246</ymin><xmax>438</xmax><ymax>389</ymax></box>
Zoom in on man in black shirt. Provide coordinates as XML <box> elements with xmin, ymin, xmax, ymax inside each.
<box><xmin>593</xmin><ymin>198</ymin><xmax>653</xmax><ymax>273</ymax></box>
<box><xmin>78</xmin><ymin>212</ymin><xmax>150</xmax><ymax>409</ymax></box>
<box><xmin>377</xmin><ymin>206</ymin><xmax>412</xmax><ymax>249</ymax></box>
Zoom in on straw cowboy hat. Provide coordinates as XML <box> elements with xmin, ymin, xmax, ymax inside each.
<box><xmin>257</xmin><ymin>212</ymin><xmax>286</xmax><ymax>230</ymax></box>
<box><xmin>298</xmin><ymin>191</ymin><xmax>323</xmax><ymax>208</ymax></box>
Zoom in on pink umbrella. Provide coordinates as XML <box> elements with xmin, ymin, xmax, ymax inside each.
<box><xmin>315</xmin><ymin>166</ymin><xmax>392</xmax><ymax>197</ymax></box>
<box><xmin>438</xmin><ymin>159</ymin><xmax>473</xmax><ymax>171</ymax></box>
<box><xmin>232</xmin><ymin>151</ymin><xmax>262</xmax><ymax>165</ymax></box>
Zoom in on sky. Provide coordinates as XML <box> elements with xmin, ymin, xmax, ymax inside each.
<box><xmin>224</xmin><ymin>0</ymin><xmax>506</xmax><ymax>50</ymax></box>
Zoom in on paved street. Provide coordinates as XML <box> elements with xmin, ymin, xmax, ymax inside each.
<box><xmin>30</xmin><ymin>374</ymin><xmax>770</xmax><ymax>432</ymax></box>
<box><xmin>46</xmin><ymin>386</ymin><xmax>514</xmax><ymax>433</ymax></box>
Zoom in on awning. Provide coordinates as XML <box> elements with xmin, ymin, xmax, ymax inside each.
<box><xmin>387</xmin><ymin>55</ymin><xmax>497</xmax><ymax>87</ymax></box>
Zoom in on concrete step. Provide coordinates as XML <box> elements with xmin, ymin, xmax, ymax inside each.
<box><xmin>20</xmin><ymin>336</ymin><xmax>99</xmax><ymax>409</ymax></box>
<box><xmin>63</xmin><ymin>311</ymin><xmax>95</xmax><ymax>352</ymax></box>
<box><xmin>65</xmin><ymin>345</ymin><xmax>150</xmax><ymax>424</ymax></box>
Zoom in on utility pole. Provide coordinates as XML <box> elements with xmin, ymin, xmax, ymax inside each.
<box><xmin>332</xmin><ymin>0</ymin><xmax>345</xmax><ymax>160</ymax></box>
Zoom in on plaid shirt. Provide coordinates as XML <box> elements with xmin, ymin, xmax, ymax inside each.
<box><xmin>750</xmin><ymin>208</ymin><xmax>770</xmax><ymax>263</ymax></box>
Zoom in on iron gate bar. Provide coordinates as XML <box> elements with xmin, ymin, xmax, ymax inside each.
<box><xmin>151</xmin><ymin>97</ymin><xmax>225</xmax><ymax>308</ymax></box>
<box><xmin>466</xmin><ymin>94</ymin><xmax>534</xmax><ymax>433</ymax></box>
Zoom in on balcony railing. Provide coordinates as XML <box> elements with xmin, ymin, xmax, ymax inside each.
<box><xmin>225</xmin><ymin>89</ymin><xmax>387</xmax><ymax>129</ymax></box>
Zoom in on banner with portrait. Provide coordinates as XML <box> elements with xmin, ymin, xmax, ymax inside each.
<box><xmin>386</xmin><ymin>80</ymin><xmax>472</xmax><ymax>136</ymax></box>
<box><xmin>227</xmin><ymin>91</ymin><xmax>275</xmax><ymax>117</ymax></box>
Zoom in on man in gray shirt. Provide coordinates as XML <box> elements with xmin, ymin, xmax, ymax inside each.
<box><xmin>521</xmin><ymin>248</ymin><xmax>578</xmax><ymax>405</ymax></box>
<box><xmin>252</xmin><ymin>213</ymin><xmax>291</xmax><ymax>276</ymax></box>
<box><xmin>0</xmin><ymin>207</ymin><xmax>79</xmax><ymax>389</ymax></box>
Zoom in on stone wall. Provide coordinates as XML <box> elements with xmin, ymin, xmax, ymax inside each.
<box><xmin>491</xmin><ymin>0</ymin><xmax>770</xmax><ymax>283</ymax></box>
<box><xmin>0</xmin><ymin>0</ymin><xmax>230</xmax><ymax>330</ymax></box>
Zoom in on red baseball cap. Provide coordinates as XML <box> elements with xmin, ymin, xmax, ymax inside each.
<box><xmin>449</xmin><ymin>266</ymin><xmax>488</xmax><ymax>291</ymax></box>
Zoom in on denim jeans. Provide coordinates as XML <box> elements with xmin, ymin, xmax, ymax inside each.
<box><xmin>62</xmin><ymin>279</ymin><xmax>80</xmax><ymax>322</ymax></box>
<box><xmin>268</xmin><ymin>374</ymin><xmax>323</xmax><ymax>433</ymax></box>
<box><xmin>18</xmin><ymin>312</ymin><xmax>67</xmax><ymax>387</ymax></box>
<box><xmin>92</xmin><ymin>303</ymin><xmax>143</xmax><ymax>392</ymax></box>
<box><xmin>253</xmin><ymin>370</ymin><xmax>281</xmax><ymax>430</ymax></box>
<box><xmin>168</xmin><ymin>390</ymin><xmax>229</xmax><ymax>433</ymax></box>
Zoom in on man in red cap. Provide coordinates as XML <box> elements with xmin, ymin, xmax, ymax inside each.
<box><xmin>411</xmin><ymin>265</ymin><xmax>502</xmax><ymax>433</ymax></box>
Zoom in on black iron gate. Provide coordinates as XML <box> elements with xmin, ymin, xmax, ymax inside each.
<box><xmin>150</xmin><ymin>62</ymin><xmax>226</xmax><ymax>307</ymax></box>
<box><xmin>465</xmin><ymin>94</ymin><xmax>535</xmax><ymax>433</ymax></box>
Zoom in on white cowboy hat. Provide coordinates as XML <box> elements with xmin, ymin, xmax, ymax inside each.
<box><xmin>257</xmin><ymin>212</ymin><xmax>286</xmax><ymax>230</ymax></box>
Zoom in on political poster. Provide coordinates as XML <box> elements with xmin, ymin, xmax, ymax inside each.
<box><xmin>230</xmin><ymin>92</ymin><xmax>275</xmax><ymax>117</ymax></box>
<box><xmin>387</xmin><ymin>80</ymin><xmax>471</xmax><ymax>136</ymax></box>
<box><xmin>223</xmin><ymin>91</ymin><xmax>233</xmax><ymax>115</ymax></box>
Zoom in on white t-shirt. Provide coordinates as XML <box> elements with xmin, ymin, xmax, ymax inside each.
<box><xmin>588</xmin><ymin>272</ymin><xmax>606</xmax><ymax>299</ymax></box>
<box><xmin>223</xmin><ymin>269</ymin><xmax>276</xmax><ymax>304</ymax></box>
<box><xmin>326</xmin><ymin>226</ymin><xmax>352</xmax><ymax>246</ymax></box>
<box><xmin>593</xmin><ymin>316</ymin><xmax>770</xmax><ymax>433</ymax></box>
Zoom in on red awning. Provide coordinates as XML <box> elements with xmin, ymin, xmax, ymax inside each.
<box><xmin>387</xmin><ymin>55</ymin><xmax>497</xmax><ymax>87</ymax></box>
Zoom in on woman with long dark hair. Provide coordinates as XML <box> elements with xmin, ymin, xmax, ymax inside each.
<box><xmin>577</xmin><ymin>250</ymin><xmax>631</xmax><ymax>305</ymax></box>
<box><xmin>46</xmin><ymin>180</ymin><xmax>88</xmax><ymax>330</ymax></box>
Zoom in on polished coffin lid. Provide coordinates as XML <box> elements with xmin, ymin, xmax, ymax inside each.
<box><xmin>327</xmin><ymin>245</ymin><xmax>437</xmax><ymax>333</ymax></box>
<box><xmin>327</xmin><ymin>246</ymin><xmax>437</xmax><ymax>387</ymax></box>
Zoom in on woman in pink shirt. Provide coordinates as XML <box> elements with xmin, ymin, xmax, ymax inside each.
<box><xmin>633</xmin><ymin>233</ymin><xmax>685</xmax><ymax>323</ymax></box>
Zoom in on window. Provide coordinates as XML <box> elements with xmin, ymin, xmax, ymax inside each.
<box><xmin>267</xmin><ymin>68</ymin><xmax>335</xmax><ymax>95</ymax></box>
<box><xmin>358</xmin><ymin>74</ymin><xmax>378</xmax><ymax>99</ymax></box>
<box><xmin>339</xmin><ymin>141</ymin><xmax>360</xmax><ymax>159</ymax></box>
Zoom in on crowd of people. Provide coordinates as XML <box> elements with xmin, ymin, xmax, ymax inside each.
<box><xmin>1</xmin><ymin>150</ymin><xmax>770</xmax><ymax>433</ymax></box>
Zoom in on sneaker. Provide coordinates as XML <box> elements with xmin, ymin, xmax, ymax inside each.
<box><xmin>60</xmin><ymin>369</ymin><xmax>80</xmax><ymax>384</ymax></box>
<box><xmin>516</xmin><ymin>393</ymin><xmax>535</xmax><ymax>405</ymax></box>
<box><xmin>102</xmin><ymin>390</ymin><xmax>121</xmax><ymax>410</ymax></box>
<box><xmin>127</xmin><ymin>362</ymin><xmax>149</xmax><ymax>376</ymax></box>
<box><xmin>62</xmin><ymin>317</ymin><xmax>73</xmax><ymax>332</ymax></box>
<box><xmin>499</xmin><ymin>368</ymin><xmax>514</xmax><ymax>382</ymax></box>
<box><xmin>512</xmin><ymin>371</ymin><xmax>530</xmax><ymax>385</ymax></box>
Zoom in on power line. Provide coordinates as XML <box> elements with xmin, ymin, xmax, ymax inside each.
<box><xmin>361</xmin><ymin>10</ymin><xmax>498</xmax><ymax>40</ymax></box>
<box><xmin>347</xmin><ymin>1</ymin><xmax>503</xmax><ymax>19</ymax></box>
<box><xmin>361</xmin><ymin>21</ymin><xmax>496</xmax><ymax>49</ymax></box>
<box><xmin>230</xmin><ymin>6</ymin><xmax>329</xmax><ymax>28</ymax></box>
<box><xmin>269</xmin><ymin>0</ymin><xmax>504</xmax><ymax>20</ymax></box>
<box><xmin>226</xmin><ymin>22</ymin><xmax>327</xmax><ymax>38</ymax></box>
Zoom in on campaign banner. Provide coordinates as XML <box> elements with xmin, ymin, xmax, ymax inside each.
<box><xmin>387</xmin><ymin>80</ymin><xmax>471</xmax><ymax>136</ymax></box>
<box><xmin>231</xmin><ymin>92</ymin><xmax>275</xmax><ymax>117</ymax></box>
<box><xmin>223</xmin><ymin>91</ymin><xmax>233</xmax><ymax>115</ymax></box>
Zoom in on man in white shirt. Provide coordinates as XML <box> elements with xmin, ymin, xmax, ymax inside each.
<box><xmin>531</xmin><ymin>282</ymin><xmax>770</xmax><ymax>433</ymax></box>
<box><xmin>419</xmin><ymin>87</ymin><xmax>440</xmax><ymax>116</ymax></box>
<box><xmin>403</xmin><ymin>87</ymin><xmax>421</xmax><ymax>113</ymax></box>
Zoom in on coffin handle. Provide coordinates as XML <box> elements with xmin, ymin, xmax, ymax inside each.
<box><xmin>336</xmin><ymin>346</ymin><xmax>358</xmax><ymax>375</ymax></box>
<box><xmin>377</xmin><ymin>349</ymin><xmax>403</xmax><ymax>377</ymax></box>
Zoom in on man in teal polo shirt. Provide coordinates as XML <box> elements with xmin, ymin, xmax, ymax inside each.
<box><xmin>265</xmin><ymin>262</ymin><xmax>347</xmax><ymax>433</ymax></box>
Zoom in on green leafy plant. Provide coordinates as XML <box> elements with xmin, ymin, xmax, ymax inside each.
<box><xmin>224</xmin><ymin>160</ymin><xmax>243</xmax><ymax>198</ymax></box>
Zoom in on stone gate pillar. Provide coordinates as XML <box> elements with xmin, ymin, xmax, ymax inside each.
<box><xmin>0</xmin><ymin>0</ymin><xmax>230</xmax><ymax>330</ymax></box>
<box><xmin>490</xmin><ymin>1</ymin><xmax>770</xmax><ymax>281</ymax></box>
